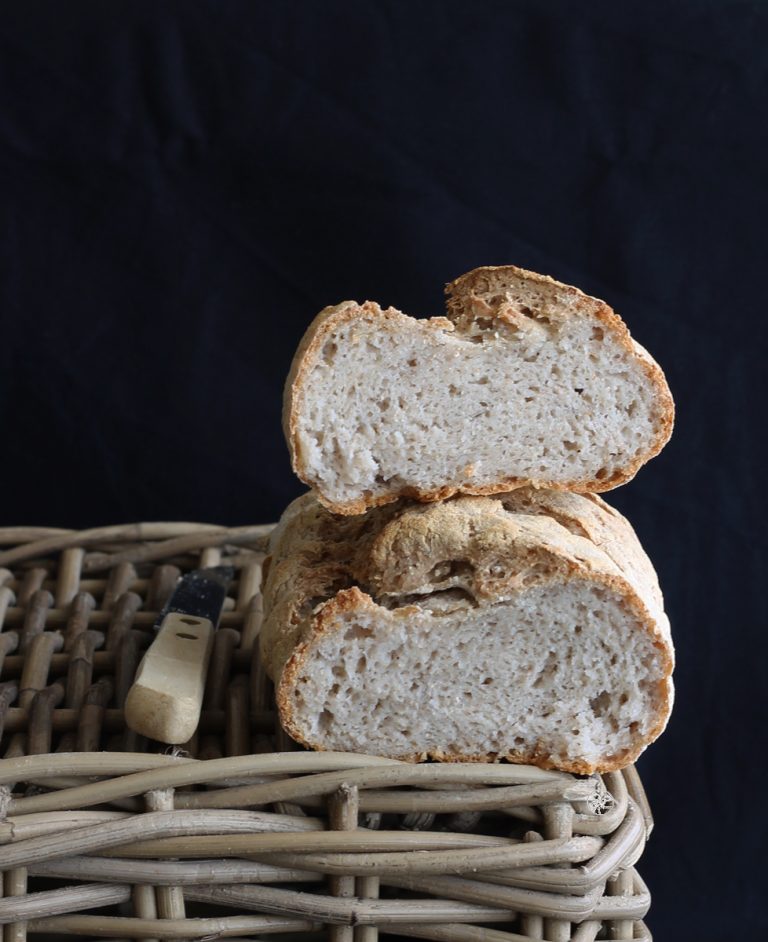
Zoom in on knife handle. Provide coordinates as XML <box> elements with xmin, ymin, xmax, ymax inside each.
<box><xmin>124</xmin><ymin>611</ymin><xmax>215</xmax><ymax>744</ymax></box>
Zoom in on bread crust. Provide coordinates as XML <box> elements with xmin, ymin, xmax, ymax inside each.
<box><xmin>284</xmin><ymin>265</ymin><xmax>675</xmax><ymax>515</ymax></box>
<box><xmin>262</xmin><ymin>489</ymin><xmax>674</xmax><ymax>774</ymax></box>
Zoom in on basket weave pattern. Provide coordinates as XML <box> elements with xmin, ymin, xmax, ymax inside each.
<box><xmin>0</xmin><ymin>524</ymin><xmax>653</xmax><ymax>941</ymax></box>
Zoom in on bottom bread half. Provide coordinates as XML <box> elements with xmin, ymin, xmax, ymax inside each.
<box><xmin>262</xmin><ymin>489</ymin><xmax>674</xmax><ymax>773</ymax></box>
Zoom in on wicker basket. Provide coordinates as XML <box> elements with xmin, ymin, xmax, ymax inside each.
<box><xmin>0</xmin><ymin>523</ymin><xmax>654</xmax><ymax>941</ymax></box>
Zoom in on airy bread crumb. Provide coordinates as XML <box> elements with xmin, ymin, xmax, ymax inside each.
<box><xmin>283</xmin><ymin>265</ymin><xmax>674</xmax><ymax>515</ymax></box>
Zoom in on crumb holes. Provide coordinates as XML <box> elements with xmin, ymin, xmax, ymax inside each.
<box><xmin>627</xmin><ymin>400</ymin><xmax>638</xmax><ymax>417</ymax></box>
<box><xmin>591</xmin><ymin>326</ymin><xmax>604</xmax><ymax>341</ymax></box>
<box><xmin>179</xmin><ymin>617</ymin><xmax>201</xmax><ymax>625</ymax></box>
<box><xmin>448</xmin><ymin>383</ymin><xmax>461</xmax><ymax>396</ymax></box>
<box><xmin>409</xmin><ymin>681</ymin><xmax>419</xmax><ymax>692</ymax></box>
<box><xmin>428</xmin><ymin>560</ymin><xmax>474</xmax><ymax>582</ymax></box>
<box><xmin>574</xmin><ymin>387</ymin><xmax>584</xmax><ymax>395</ymax></box>
<box><xmin>595</xmin><ymin>467</ymin><xmax>608</xmax><ymax>480</ymax></box>
<box><xmin>332</xmin><ymin>665</ymin><xmax>348</xmax><ymax>679</ymax></box>
<box><xmin>563</xmin><ymin>440</ymin><xmax>579</xmax><ymax>452</ymax></box>
<box><xmin>299</xmin><ymin>676</ymin><xmax>309</xmax><ymax>684</ymax></box>
<box><xmin>482</xmin><ymin>677</ymin><xmax>494</xmax><ymax>686</ymax></box>
<box><xmin>524</xmin><ymin>396</ymin><xmax>534</xmax><ymax>403</ymax></box>
<box><xmin>514</xmin><ymin>736</ymin><xmax>525</xmax><ymax>745</ymax></box>
<box><xmin>619</xmin><ymin>693</ymin><xmax>628</xmax><ymax>705</ymax></box>
<box><xmin>522</xmin><ymin>564</ymin><xmax>550</xmax><ymax>588</ymax></box>
<box><xmin>407</xmin><ymin>358</ymin><xmax>418</xmax><ymax>367</ymax></box>
<box><xmin>574</xmin><ymin>625</ymin><xmax>582</xmax><ymax>635</ymax></box>
<box><xmin>533</xmin><ymin>651</ymin><xmax>557</xmax><ymax>688</ymax></box>
<box><xmin>356</xmin><ymin>655</ymin><xmax>367</xmax><ymax>673</ymax></box>
<box><xmin>318</xmin><ymin>709</ymin><xmax>334</xmax><ymax>731</ymax></box>
<box><xmin>629</xmin><ymin>721</ymin><xmax>640</xmax><ymax>734</ymax></box>
<box><xmin>520</xmin><ymin>305</ymin><xmax>552</xmax><ymax>323</ymax></box>
<box><xmin>330</xmin><ymin>683</ymin><xmax>340</xmax><ymax>695</ymax></box>
<box><xmin>378</xmin><ymin>398</ymin><xmax>391</xmax><ymax>412</ymax></box>
<box><xmin>322</xmin><ymin>341</ymin><xmax>337</xmax><ymax>363</ymax></box>
<box><xmin>344</xmin><ymin>624</ymin><xmax>375</xmax><ymax>640</ymax></box>
<box><xmin>175</xmin><ymin>632</ymin><xmax>198</xmax><ymax>640</ymax></box>
<box><xmin>589</xmin><ymin>690</ymin><xmax>611</xmax><ymax>717</ymax></box>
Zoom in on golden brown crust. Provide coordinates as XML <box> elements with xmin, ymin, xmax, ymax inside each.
<box><xmin>284</xmin><ymin>265</ymin><xmax>675</xmax><ymax>515</ymax></box>
<box><xmin>262</xmin><ymin>489</ymin><xmax>674</xmax><ymax>774</ymax></box>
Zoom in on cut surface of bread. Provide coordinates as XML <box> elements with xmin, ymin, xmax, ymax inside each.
<box><xmin>261</xmin><ymin>488</ymin><xmax>674</xmax><ymax>773</ymax></box>
<box><xmin>284</xmin><ymin>265</ymin><xmax>674</xmax><ymax>514</ymax></box>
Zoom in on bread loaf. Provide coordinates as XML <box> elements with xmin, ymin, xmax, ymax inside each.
<box><xmin>284</xmin><ymin>265</ymin><xmax>674</xmax><ymax>515</ymax></box>
<box><xmin>261</xmin><ymin>488</ymin><xmax>674</xmax><ymax>773</ymax></box>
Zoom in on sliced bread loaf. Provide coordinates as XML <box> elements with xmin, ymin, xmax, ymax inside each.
<box><xmin>284</xmin><ymin>265</ymin><xmax>674</xmax><ymax>514</ymax></box>
<box><xmin>261</xmin><ymin>488</ymin><xmax>674</xmax><ymax>773</ymax></box>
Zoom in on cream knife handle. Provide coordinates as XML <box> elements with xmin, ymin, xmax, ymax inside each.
<box><xmin>124</xmin><ymin>611</ymin><xmax>215</xmax><ymax>744</ymax></box>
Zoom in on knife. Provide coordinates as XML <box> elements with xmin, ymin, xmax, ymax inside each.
<box><xmin>125</xmin><ymin>566</ymin><xmax>234</xmax><ymax>744</ymax></box>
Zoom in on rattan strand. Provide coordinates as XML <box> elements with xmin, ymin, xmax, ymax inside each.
<box><xmin>0</xmin><ymin>522</ymin><xmax>654</xmax><ymax>940</ymax></box>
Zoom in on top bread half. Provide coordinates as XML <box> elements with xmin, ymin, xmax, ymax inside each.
<box><xmin>284</xmin><ymin>265</ymin><xmax>674</xmax><ymax>515</ymax></box>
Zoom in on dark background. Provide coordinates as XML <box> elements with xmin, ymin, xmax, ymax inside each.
<box><xmin>0</xmin><ymin>2</ymin><xmax>765</xmax><ymax>936</ymax></box>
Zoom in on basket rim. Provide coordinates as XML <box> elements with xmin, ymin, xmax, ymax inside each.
<box><xmin>0</xmin><ymin>521</ymin><xmax>275</xmax><ymax>570</ymax></box>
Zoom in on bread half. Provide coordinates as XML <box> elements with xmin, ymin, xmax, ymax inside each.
<box><xmin>261</xmin><ymin>488</ymin><xmax>674</xmax><ymax>773</ymax></box>
<box><xmin>284</xmin><ymin>265</ymin><xmax>674</xmax><ymax>514</ymax></box>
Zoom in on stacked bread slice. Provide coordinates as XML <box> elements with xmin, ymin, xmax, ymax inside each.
<box><xmin>262</xmin><ymin>265</ymin><xmax>674</xmax><ymax>773</ymax></box>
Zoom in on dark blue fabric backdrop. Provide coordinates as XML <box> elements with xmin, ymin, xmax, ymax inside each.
<box><xmin>1</xmin><ymin>2</ymin><xmax>765</xmax><ymax>936</ymax></box>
